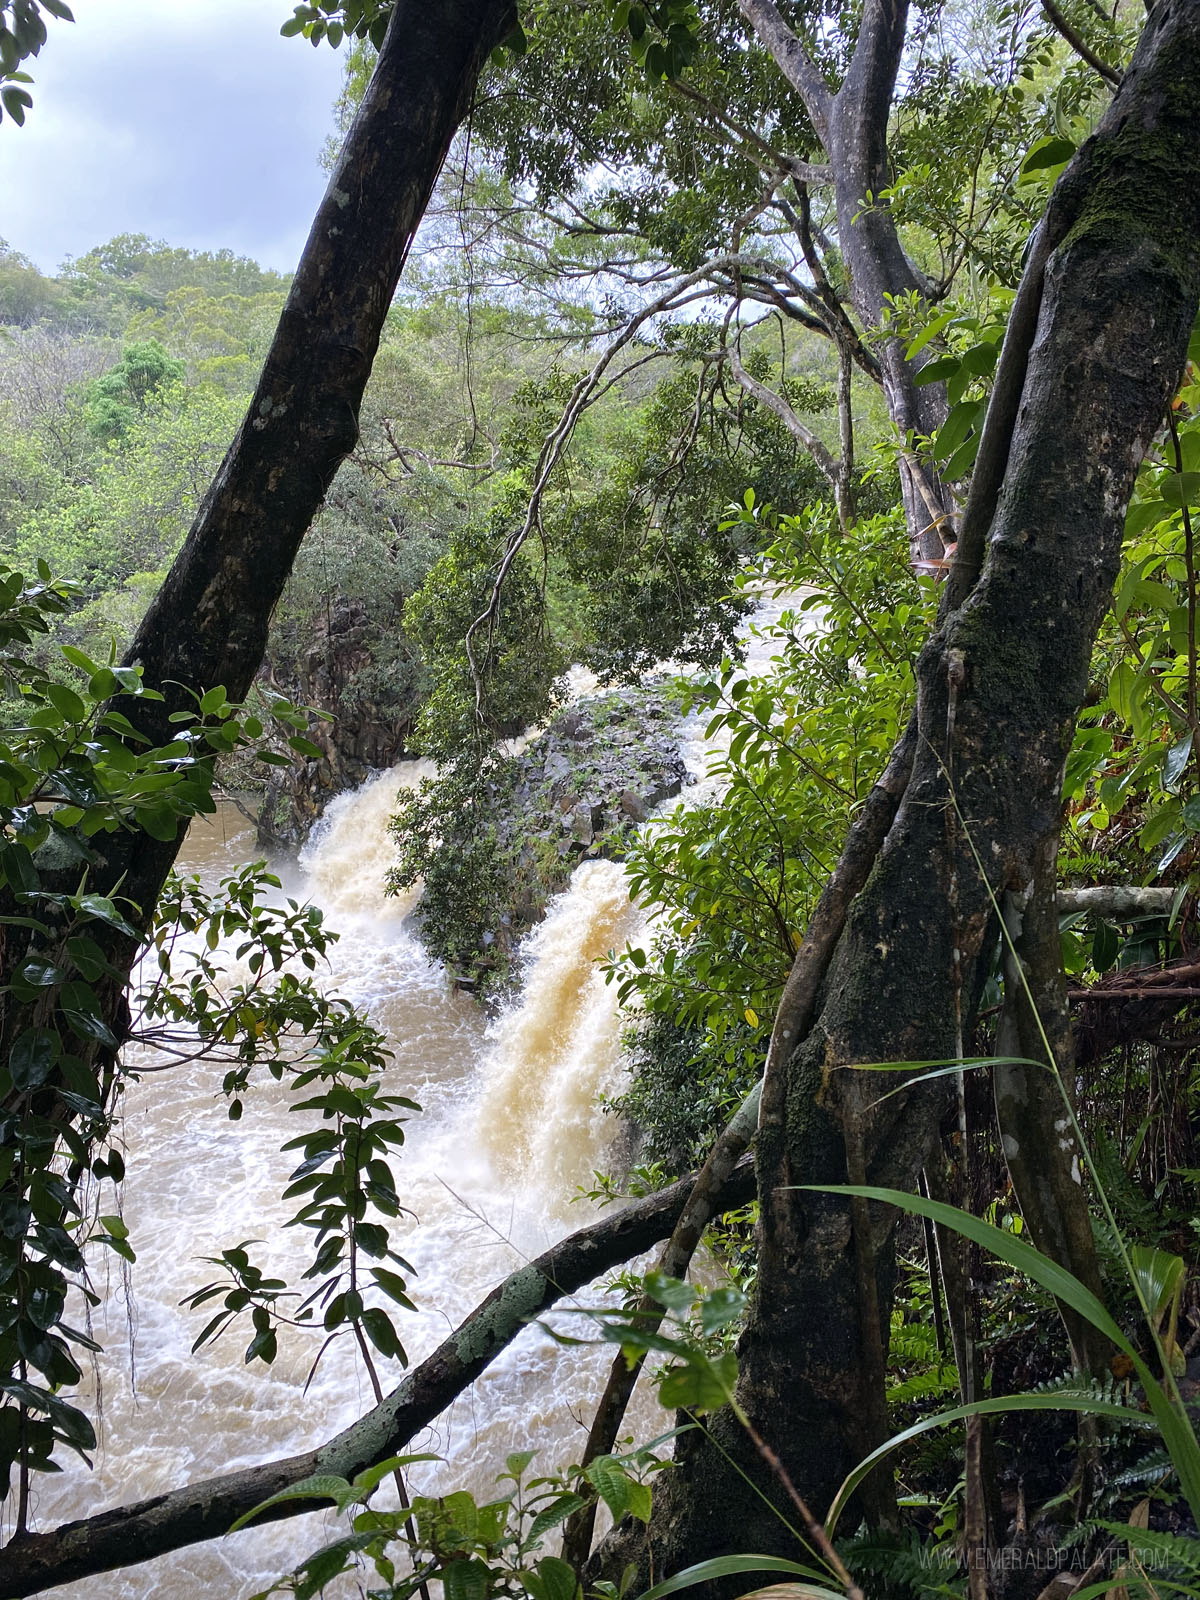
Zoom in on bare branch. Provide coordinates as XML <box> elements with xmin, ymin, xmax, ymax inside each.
<box><xmin>668</xmin><ymin>77</ymin><xmax>832</xmax><ymax>187</ymax></box>
<box><xmin>723</xmin><ymin>341</ymin><xmax>843</xmax><ymax>506</ymax></box>
<box><xmin>1056</xmin><ymin>886</ymin><xmax>1175</xmax><ymax>918</ymax></box>
<box><xmin>464</xmin><ymin>255</ymin><xmax>773</xmax><ymax>714</ymax></box>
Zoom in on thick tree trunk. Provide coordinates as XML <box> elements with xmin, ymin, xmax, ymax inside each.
<box><xmin>613</xmin><ymin>0</ymin><xmax>1200</xmax><ymax>1580</ymax></box>
<box><xmin>113</xmin><ymin>0</ymin><xmax>514</xmax><ymax>918</ymax></box>
<box><xmin>1</xmin><ymin>0</ymin><xmax>517</xmax><ymax>1059</ymax></box>
<box><xmin>0</xmin><ymin>0</ymin><xmax>514</xmax><ymax>1555</ymax></box>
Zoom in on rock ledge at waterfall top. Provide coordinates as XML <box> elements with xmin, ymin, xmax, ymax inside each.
<box><xmin>396</xmin><ymin>685</ymin><xmax>687</xmax><ymax>996</ymax></box>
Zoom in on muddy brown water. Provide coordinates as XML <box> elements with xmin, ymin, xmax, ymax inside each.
<box><xmin>19</xmin><ymin>590</ymin><xmax>801</xmax><ymax>1598</ymax></box>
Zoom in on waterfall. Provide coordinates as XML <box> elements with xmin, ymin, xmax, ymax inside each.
<box><xmin>31</xmin><ymin>792</ymin><xmax>661</xmax><ymax>1599</ymax></box>
<box><xmin>478</xmin><ymin>860</ymin><xmax>643</xmax><ymax>1200</ymax></box>
<box><xmin>27</xmin><ymin>586</ymin><xmax>805</xmax><ymax>1596</ymax></box>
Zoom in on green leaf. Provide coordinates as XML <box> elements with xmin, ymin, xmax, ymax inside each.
<box><xmin>1130</xmin><ymin>1244</ymin><xmax>1186</xmax><ymax>1322</ymax></box>
<box><xmin>1161</xmin><ymin>471</ymin><xmax>1200</xmax><ymax>509</ymax></box>
<box><xmin>658</xmin><ymin>1350</ymin><xmax>737</xmax><ymax>1413</ymax></box>
<box><xmin>9</xmin><ymin>1028</ymin><xmax>56</xmax><ymax>1090</ymax></box>
<box><xmin>912</xmin><ymin>354</ymin><xmax>960</xmax><ymax>388</ymax></box>
<box><xmin>933</xmin><ymin>399</ymin><xmax>983</xmax><ymax>461</ymax></box>
<box><xmin>350</xmin><ymin>1452</ymin><xmax>439</xmax><ymax>1499</ymax></box>
<box><xmin>360</xmin><ymin>1305</ymin><xmax>406</xmax><ymax>1363</ymax></box>
<box><xmin>625</xmin><ymin>1477</ymin><xmax>652</xmax><ymax>1523</ymax></box>
<box><xmin>940</xmin><ymin>430</ymin><xmax>981</xmax><ymax>483</ymax></box>
<box><xmin>905</xmin><ymin>312</ymin><xmax>955</xmax><ymax>361</ymax></box>
<box><xmin>65</xmin><ymin>936</ymin><xmax>110</xmax><ymax>982</ymax></box>
<box><xmin>1090</xmin><ymin>920</ymin><xmax>1119</xmax><ymax>974</ymax></box>
<box><xmin>698</xmin><ymin>1287</ymin><xmax>746</xmax><ymax>1334</ymax></box>
<box><xmin>75</xmin><ymin>894</ymin><xmax>140</xmax><ymax>939</ymax></box>
<box><xmin>44</xmin><ymin>682</ymin><xmax>86</xmax><ymax>722</ymax></box>
<box><xmin>59</xmin><ymin>982</ymin><xmax>116</xmax><ymax>1048</ymax></box>
<box><xmin>1158</xmin><ymin>832</ymin><xmax>1187</xmax><ymax>872</ymax></box>
<box><xmin>1020</xmin><ymin>135</ymin><xmax>1076</xmax><ymax>175</ymax></box>
<box><xmin>527</xmin><ymin>1493</ymin><xmax>587</xmax><ymax>1544</ymax></box>
<box><xmin>229</xmin><ymin>1473</ymin><xmax>354</xmax><ymax>1530</ymax></box>
<box><xmin>1108</xmin><ymin>661</ymin><xmax>1137</xmax><ymax>724</ymax></box>
<box><xmin>643</xmin><ymin>1272</ymin><xmax>694</xmax><ymax>1313</ymax></box>
<box><xmin>531</xmin><ymin>1556</ymin><xmax>578</xmax><ymax>1600</ymax></box>
<box><xmin>17</xmin><ymin>958</ymin><xmax>64</xmax><ymax>989</ymax></box>
<box><xmin>637</xmin><ymin>1556</ymin><xmax>837</xmax><ymax>1600</ymax></box>
<box><xmin>505</xmin><ymin>1449</ymin><xmax>537</xmax><ymax>1479</ymax></box>
<box><xmin>589</xmin><ymin>1456</ymin><xmax>631</xmax><ymax>1521</ymax></box>
<box><xmin>135</xmin><ymin>804</ymin><xmax>180</xmax><ymax>843</ymax></box>
<box><xmin>1164</xmin><ymin>732</ymin><xmax>1193</xmax><ymax>791</ymax></box>
<box><xmin>444</xmin><ymin>1559</ymin><xmax>490</xmax><ymax>1600</ymax></box>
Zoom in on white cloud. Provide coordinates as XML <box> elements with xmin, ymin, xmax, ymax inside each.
<box><xmin>0</xmin><ymin>0</ymin><xmax>346</xmax><ymax>273</ymax></box>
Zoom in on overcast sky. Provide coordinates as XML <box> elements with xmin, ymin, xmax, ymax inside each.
<box><xmin>0</xmin><ymin>0</ymin><xmax>347</xmax><ymax>274</ymax></box>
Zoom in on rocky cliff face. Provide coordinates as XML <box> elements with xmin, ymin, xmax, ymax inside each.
<box><xmin>256</xmin><ymin>599</ymin><xmax>421</xmax><ymax>846</ymax></box>
<box><xmin>508</xmin><ymin>689</ymin><xmax>685</xmax><ymax>856</ymax></box>
<box><xmin>393</xmin><ymin>686</ymin><xmax>688</xmax><ymax>994</ymax></box>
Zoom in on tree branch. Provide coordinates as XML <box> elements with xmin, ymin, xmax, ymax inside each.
<box><xmin>838</xmin><ymin>0</ymin><xmax>912</xmax><ymax>151</ymax></box>
<box><xmin>0</xmin><ymin>1158</ymin><xmax>757</xmax><ymax>1597</ymax></box>
<box><xmin>1041</xmin><ymin>0</ymin><xmax>1123</xmax><ymax>88</ymax></box>
<box><xmin>1056</xmin><ymin>886</ymin><xmax>1175</xmax><ymax>918</ymax></box>
<box><xmin>736</xmin><ymin>0</ymin><xmax>833</xmax><ymax>144</ymax></box>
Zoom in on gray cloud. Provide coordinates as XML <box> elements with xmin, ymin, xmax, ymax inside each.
<box><xmin>0</xmin><ymin>0</ymin><xmax>346</xmax><ymax>273</ymax></box>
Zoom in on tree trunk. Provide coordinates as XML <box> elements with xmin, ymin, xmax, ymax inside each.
<box><xmin>611</xmin><ymin>0</ymin><xmax>1200</xmax><ymax>1579</ymax></box>
<box><xmin>0</xmin><ymin>0</ymin><xmax>515</xmax><ymax>1541</ymax></box>
<box><xmin>737</xmin><ymin>0</ymin><xmax>956</xmax><ymax>562</ymax></box>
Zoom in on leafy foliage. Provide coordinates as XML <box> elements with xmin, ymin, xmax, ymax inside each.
<box><xmin>0</xmin><ymin>0</ymin><xmax>71</xmax><ymax>125</ymax></box>
<box><xmin>152</xmin><ymin>866</ymin><xmax>421</xmax><ymax>1374</ymax></box>
<box><xmin>0</xmin><ymin>559</ymin><xmax>412</xmax><ymax>1505</ymax></box>
<box><xmin>607</xmin><ymin>502</ymin><xmax>928</xmax><ymax>1160</ymax></box>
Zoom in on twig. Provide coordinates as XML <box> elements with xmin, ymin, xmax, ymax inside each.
<box><xmin>1040</xmin><ymin>0</ymin><xmax>1123</xmax><ymax>87</ymax></box>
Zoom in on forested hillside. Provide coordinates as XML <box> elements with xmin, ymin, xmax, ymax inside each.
<box><xmin>3</xmin><ymin>0</ymin><xmax>1200</xmax><ymax>1598</ymax></box>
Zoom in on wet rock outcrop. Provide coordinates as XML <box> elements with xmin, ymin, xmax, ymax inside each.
<box><xmin>394</xmin><ymin>686</ymin><xmax>687</xmax><ymax>994</ymax></box>
<box><xmin>255</xmin><ymin>599</ymin><xmax>421</xmax><ymax>846</ymax></box>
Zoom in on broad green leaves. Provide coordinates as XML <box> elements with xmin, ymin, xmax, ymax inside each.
<box><xmin>1063</xmin><ymin>358</ymin><xmax>1200</xmax><ymax>895</ymax></box>
<box><xmin>0</xmin><ymin>0</ymin><xmax>72</xmax><ymax>125</ymax></box>
<box><xmin>239</xmin><ymin>1436</ymin><xmax>662</xmax><ymax>1600</ymax></box>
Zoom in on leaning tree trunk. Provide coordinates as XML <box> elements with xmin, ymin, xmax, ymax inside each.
<box><xmin>0</xmin><ymin>0</ymin><xmax>515</xmax><ymax>1540</ymax></box>
<box><xmin>608</xmin><ymin>0</ymin><xmax>1200</xmax><ymax>1578</ymax></box>
<box><xmin>0</xmin><ymin>1159</ymin><xmax>756</xmax><ymax>1597</ymax></box>
<box><xmin>0</xmin><ymin>0</ymin><xmax>517</xmax><ymax>1060</ymax></box>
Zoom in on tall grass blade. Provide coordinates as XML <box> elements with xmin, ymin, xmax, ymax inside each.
<box><xmin>806</xmin><ymin>1186</ymin><xmax>1200</xmax><ymax>1526</ymax></box>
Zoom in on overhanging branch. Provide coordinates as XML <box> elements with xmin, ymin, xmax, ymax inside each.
<box><xmin>1</xmin><ymin>1158</ymin><xmax>756</xmax><ymax>1598</ymax></box>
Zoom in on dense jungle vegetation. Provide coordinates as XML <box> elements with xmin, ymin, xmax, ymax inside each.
<box><xmin>3</xmin><ymin>0</ymin><xmax>1200</xmax><ymax>1596</ymax></box>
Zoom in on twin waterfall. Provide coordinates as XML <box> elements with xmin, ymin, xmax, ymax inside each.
<box><xmin>34</xmin><ymin>778</ymin><xmax>661</xmax><ymax>1600</ymax></box>
<box><xmin>34</xmin><ymin>597</ymin><xmax>791</xmax><ymax>1598</ymax></box>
